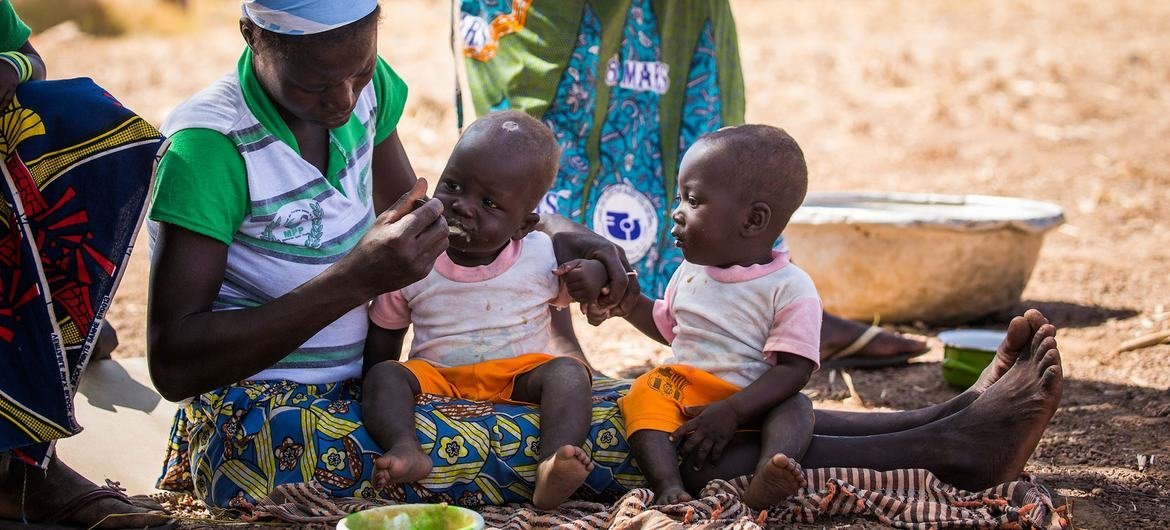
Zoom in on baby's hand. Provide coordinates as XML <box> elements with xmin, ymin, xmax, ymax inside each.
<box><xmin>671</xmin><ymin>400</ymin><xmax>741</xmax><ymax>470</ymax></box>
<box><xmin>579</xmin><ymin>302</ymin><xmax>612</xmax><ymax>326</ymax></box>
<box><xmin>553</xmin><ymin>258</ymin><xmax>608</xmax><ymax>304</ymax></box>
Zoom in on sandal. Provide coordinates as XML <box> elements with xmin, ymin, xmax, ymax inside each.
<box><xmin>7</xmin><ymin>479</ymin><xmax>173</xmax><ymax>529</ymax></box>
<box><xmin>822</xmin><ymin>325</ymin><xmax>930</xmax><ymax>369</ymax></box>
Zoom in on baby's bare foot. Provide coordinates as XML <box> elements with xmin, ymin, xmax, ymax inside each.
<box><xmin>532</xmin><ymin>445</ymin><xmax>593</xmax><ymax>509</ymax></box>
<box><xmin>653</xmin><ymin>485</ymin><xmax>693</xmax><ymax>505</ymax></box>
<box><xmin>373</xmin><ymin>444</ymin><xmax>433</xmax><ymax>488</ymax></box>
<box><xmin>744</xmin><ymin>454</ymin><xmax>805</xmax><ymax>510</ymax></box>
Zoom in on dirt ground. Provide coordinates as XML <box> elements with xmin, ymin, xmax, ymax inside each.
<box><xmin>29</xmin><ymin>0</ymin><xmax>1169</xmax><ymax>527</ymax></box>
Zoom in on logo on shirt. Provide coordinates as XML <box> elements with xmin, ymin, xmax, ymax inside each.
<box><xmin>259</xmin><ymin>201</ymin><xmax>325</xmax><ymax>248</ymax></box>
<box><xmin>592</xmin><ymin>183</ymin><xmax>658</xmax><ymax>263</ymax></box>
<box><xmin>604</xmin><ymin>55</ymin><xmax>670</xmax><ymax>95</ymax></box>
<box><xmin>648</xmin><ymin>367</ymin><xmax>691</xmax><ymax>401</ymax></box>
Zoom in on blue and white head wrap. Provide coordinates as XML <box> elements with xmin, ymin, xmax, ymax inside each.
<box><xmin>242</xmin><ymin>0</ymin><xmax>378</xmax><ymax>35</ymax></box>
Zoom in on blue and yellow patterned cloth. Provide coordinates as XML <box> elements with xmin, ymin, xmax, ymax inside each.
<box><xmin>157</xmin><ymin>377</ymin><xmax>645</xmax><ymax>508</ymax></box>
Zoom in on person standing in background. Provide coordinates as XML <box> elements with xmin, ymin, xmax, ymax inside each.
<box><xmin>0</xmin><ymin>1</ymin><xmax>171</xmax><ymax>526</ymax></box>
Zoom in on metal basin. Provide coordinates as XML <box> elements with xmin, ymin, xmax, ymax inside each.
<box><xmin>784</xmin><ymin>192</ymin><xmax>1064</xmax><ymax>324</ymax></box>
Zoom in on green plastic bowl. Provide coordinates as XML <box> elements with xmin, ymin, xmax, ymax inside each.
<box><xmin>337</xmin><ymin>503</ymin><xmax>484</xmax><ymax>530</ymax></box>
<box><xmin>938</xmin><ymin>329</ymin><xmax>1006</xmax><ymax>389</ymax></box>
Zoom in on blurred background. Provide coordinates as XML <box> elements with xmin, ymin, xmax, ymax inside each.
<box><xmin>22</xmin><ymin>1</ymin><xmax>1169</xmax><ymax>526</ymax></box>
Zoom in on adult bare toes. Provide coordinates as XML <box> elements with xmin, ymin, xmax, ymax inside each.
<box><xmin>971</xmin><ymin>313</ymin><xmax>1033</xmax><ymax>393</ymax></box>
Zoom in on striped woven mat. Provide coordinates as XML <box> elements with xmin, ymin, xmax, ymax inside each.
<box><xmin>245</xmin><ymin>467</ymin><xmax>1067</xmax><ymax>529</ymax></box>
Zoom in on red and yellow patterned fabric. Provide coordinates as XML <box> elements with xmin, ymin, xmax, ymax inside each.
<box><xmin>0</xmin><ymin>78</ymin><xmax>161</xmax><ymax>467</ymax></box>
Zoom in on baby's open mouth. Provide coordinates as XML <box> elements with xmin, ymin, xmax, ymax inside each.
<box><xmin>447</xmin><ymin>224</ymin><xmax>471</xmax><ymax>242</ymax></box>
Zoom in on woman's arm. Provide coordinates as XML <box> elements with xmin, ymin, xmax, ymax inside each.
<box><xmin>0</xmin><ymin>42</ymin><xmax>45</xmax><ymax>109</ymax></box>
<box><xmin>19</xmin><ymin>41</ymin><xmax>44</xmax><ymax>81</ymax></box>
<box><xmin>371</xmin><ymin>130</ymin><xmax>418</xmax><ymax>214</ymax></box>
<box><xmin>148</xmin><ymin>181</ymin><xmax>448</xmax><ymax>401</ymax></box>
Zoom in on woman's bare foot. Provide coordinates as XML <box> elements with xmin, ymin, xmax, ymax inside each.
<box><xmin>532</xmin><ymin>445</ymin><xmax>594</xmax><ymax>509</ymax></box>
<box><xmin>929</xmin><ymin>319</ymin><xmax>1063</xmax><ymax>490</ymax></box>
<box><xmin>0</xmin><ymin>454</ymin><xmax>170</xmax><ymax>528</ymax></box>
<box><xmin>653</xmin><ymin>485</ymin><xmax>693</xmax><ymax>505</ymax></box>
<box><xmin>969</xmin><ymin>309</ymin><xmax>1052</xmax><ymax>394</ymax></box>
<box><xmin>744</xmin><ymin>454</ymin><xmax>805</xmax><ymax>510</ymax></box>
<box><xmin>373</xmin><ymin>444</ymin><xmax>433</xmax><ymax>488</ymax></box>
<box><xmin>820</xmin><ymin>313</ymin><xmax>928</xmax><ymax>364</ymax></box>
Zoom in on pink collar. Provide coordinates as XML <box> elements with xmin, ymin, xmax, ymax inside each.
<box><xmin>704</xmin><ymin>250</ymin><xmax>790</xmax><ymax>283</ymax></box>
<box><xmin>434</xmin><ymin>238</ymin><xmax>523</xmax><ymax>282</ymax></box>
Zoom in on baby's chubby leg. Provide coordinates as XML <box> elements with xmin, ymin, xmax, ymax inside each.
<box><xmin>511</xmin><ymin>356</ymin><xmax>594</xmax><ymax>509</ymax></box>
<box><xmin>629</xmin><ymin>430</ymin><xmax>693</xmax><ymax>505</ymax></box>
<box><xmin>744</xmin><ymin>393</ymin><xmax>812</xmax><ymax>509</ymax></box>
<box><xmin>361</xmin><ymin>361</ymin><xmax>433</xmax><ymax>487</ymax></box>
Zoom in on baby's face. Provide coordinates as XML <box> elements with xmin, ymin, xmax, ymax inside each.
<box><xmin>670</xmin><ymin>144</ymin><xmax>749</xmax><ymax>267</ymax></box>
<box><xmin>435</xmin><ymin>146</ymin><xmax>540</xmax><ymax>263</ymax></box>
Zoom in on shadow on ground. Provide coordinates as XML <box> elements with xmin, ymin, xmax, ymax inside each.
<box><xmin>976</xmin><ymin>300</ymin><xmax>1139</xmax><ymax>329</ymax></box>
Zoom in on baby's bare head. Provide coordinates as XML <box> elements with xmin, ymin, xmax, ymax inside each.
<box><xmin>454</xmin><ymin>110</ymin><xmax>560</xmax><ymax>209</ymax></box>
<box><xmin>697</xmin><ymin>124</ymin><xmax>808</xmax><ymax>233</ymax></box>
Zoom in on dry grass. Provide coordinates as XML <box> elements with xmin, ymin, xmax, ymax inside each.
<box><xmin>14</xmin><ymin>0</ymin><xmax>193</xmax><ymax>36</ymax></box>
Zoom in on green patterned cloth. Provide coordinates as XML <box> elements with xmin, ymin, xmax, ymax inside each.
<box><xmin>460</xmin><ymin>0</ymin><xmax>745</xmax><ymax>296</ymax></box>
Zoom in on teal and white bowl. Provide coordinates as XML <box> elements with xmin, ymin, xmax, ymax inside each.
<box><xmin>337</xmin><ymin>503</ymin><xmax>484</xmax><ymax>530</ymax></box>
<box><xmin>939</xmin><ymin>329</ymin><xmax>1006</xmax><ymax>389</ymax></box>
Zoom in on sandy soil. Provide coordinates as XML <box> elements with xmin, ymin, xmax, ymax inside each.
<box><xmin>29</xmin><ymin>0</ymin><xmax>1169</xmax><ymax>527</ymax></box>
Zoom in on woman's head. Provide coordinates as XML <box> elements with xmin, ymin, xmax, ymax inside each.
<box><xmin>240</xmin><ymin>1</ymin><xmax>381</xmax><ymax>129</ymax></box>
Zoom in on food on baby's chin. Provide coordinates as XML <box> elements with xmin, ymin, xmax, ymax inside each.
<box><xmin>448</xmin><ymin>225</ymin><xmax>469</xmax><ymax>238</ymax></box>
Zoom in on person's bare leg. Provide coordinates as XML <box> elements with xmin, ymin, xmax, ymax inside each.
<box><xmin>820</xmin><ymin>311</ymin><xmax>927</xmax><ymax>360</ymax></box>
<box><xmin>804</xmin><ymin>321</ymin><xmax>1061</xmax><ymax>490</ymax></box>
<box><xmin>743</xmin><ymin>394</ymin><xmax>812</xmax><ymax>509</ymax></box>
<box><xmin>683</xmin><ymin>312</ymin><xmax>1062</xmax><ymax>491</ymax></box>
<box><xmin>0</xmin><ymin>453</ymin><xmax>170</xmax><ymax>528</ymax></box>
<box><xmin>88</xmin><ymin>323</ymin><xmax>118</xmax><ymax>363</ymax></box>
<box><xmin>361</xmin><ymin>361</ymin><xmax>433</xmax><ymax>487</ymax></box>
<box><xmin>512</xmin><ymin>356</ymin><xmax>594</xmax><ymax>509</ymax></box>
<box><xmin>813</xmin><ymin>309</ymin><xmax>1050</xmax><ymax>436</ymax></box>
<box><xmin>629</xmin><ymin>430</ymin><xmax>692</xmax><ymax>505</ymax></box>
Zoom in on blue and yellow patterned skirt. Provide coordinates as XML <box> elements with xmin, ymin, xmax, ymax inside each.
<box><xmin>157</xmin><ymin>377</ymin><xmax>645</xmax><ymax>508</ymax></box>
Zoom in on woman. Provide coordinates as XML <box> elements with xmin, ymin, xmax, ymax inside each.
<box><xmin>148</xmin><ymin>0</ymin><xmax>636</xmax><ymax>507</ymax></box>
<box><xmin>0</xmin><ymin>1</ymin><xmax>171</xmax><ymax>526</ymax></box>
<box><xmin>150</xmin><ymin>0</ymin><xmax>1063</xmax><ymax>508</ymax></box>
<box><xmin>458</xmin><ymin>0</ymin><xmax>929</xmax><ymax>368</ymax></box>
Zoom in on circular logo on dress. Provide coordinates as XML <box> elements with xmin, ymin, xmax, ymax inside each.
<box><xmin>592</xmin><ymin>183</ymin><xmax>658</xmax><ymax>262</ymax></box>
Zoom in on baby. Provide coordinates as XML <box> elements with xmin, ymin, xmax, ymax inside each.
<box><xmin>606</xmin><ymin>124</ymin><xmax>820</xmax><ymax>508</ymax></box>
<box><xmin>361</xmin><ymin>110</ymin><xmax>607</xmax><ymax>509</ymax></box>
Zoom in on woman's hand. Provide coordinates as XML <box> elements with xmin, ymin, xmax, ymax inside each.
<box><xmin>542</xmin><ymin>214</ymin><xmax>642</xmax><ymax>314</ymax></box>
<box><xmin>342</xmin><ymin>179</ymin><xmax>449</xmax><ymax>298</ymax></box>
